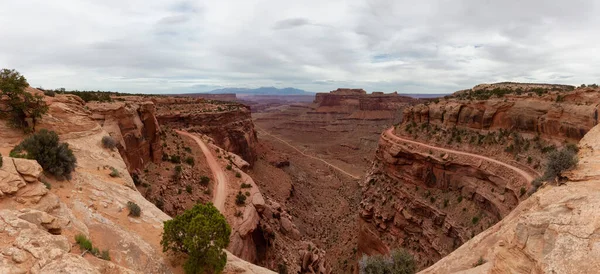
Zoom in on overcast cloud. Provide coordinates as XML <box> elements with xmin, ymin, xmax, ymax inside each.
<box><xmin>1</xmin><ymin>0</ymin><xmax>599</xmax><ymax>94</ymax></box>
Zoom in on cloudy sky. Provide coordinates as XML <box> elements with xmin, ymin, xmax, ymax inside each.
<box><xmin>1</xmin><ymin>0</ymin><xmax>599</xmax><ymax>94</ymax></box>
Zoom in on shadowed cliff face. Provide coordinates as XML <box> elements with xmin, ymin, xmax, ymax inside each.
<box><xmin>420</xmin><ymin>123</ymin><xmax>600</xmax><ymax>274</ymax></box>
<box><xmin>87</xmin><ymin>101</ymin><xmax>163</xmax><ymax>173</ymax></box>
<box><xmin>155</xmin><ymin>100</ymin><xmax>258</xmax><ymax>166</ymax></box>
<box><xmin>359</xmin><ymin>130</ymin><xmax>530</xmax><ymax>268</ymax></box>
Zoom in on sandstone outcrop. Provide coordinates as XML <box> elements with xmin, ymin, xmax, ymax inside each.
<box><xmin>0</xmin><ymin>92</ymin><xmax>275</xmax><ymax>274</ymax></box>
<box><xmin>313</xmin><ymin>88</ymin><xmax>417</xmax><ymax>120</ymax></box>
<box><xmin>420</xmin><ymin>122</ymin><xmax>600</xmax><ymax>273</ymax></box>
<box><xmin>87</xmin><ymin>101</ymin><xmax>163</xmax><ymax>173</ymax></box>
<box><xmin>154</xmin><ymin>97</ymin><xmax>258</xmax><ymax>166</ymax></box>
<box><xmin>403</xmin><ymin>84</ymin><xmax>600</xmax><ymax>141</ymax></box>
<box><xmin>359</xmin><ymin>128</ymin><xmax>533</xmax><ymax>267</ymax></box>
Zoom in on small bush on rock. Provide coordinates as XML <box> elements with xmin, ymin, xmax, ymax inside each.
<box><xmin>235</xmin><ymin>191</ymin><xmax>246</xmax><ymax>206</ymax></box>
<box><xmin>10</xmin><ymin>129</ymin><xmax>76</xmax><ymax>180</ymax></box>
<box><xmin>102</xmin><ymin>136</ymin><xmax>116</xmax><ymax>149</ymax></box>
<box><xmin>127</xmin><ymin>201</ymin><xmax>141</xmax><ymax>217</ymax></box>
<box><xmin>200</xmin><ymin>176</ymin><xmax>210</xmax><ymax>186</ymax></box>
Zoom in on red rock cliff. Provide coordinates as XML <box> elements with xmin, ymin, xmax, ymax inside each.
<box><xmin>313</xmin><ymin>89</ymin><xmax>418</xmax><ymax>120</ymax></box>
<box><xmin>155</xmin><ymin>98</ymin><xmax>258</xmax><ymax>166</ymax></box>
<box><xmin>359</xmin><ymin>128</ymin><xmax>532</xmax><ymax>268</ymax></box>
<box><xmin>87</xmin><ymin>101</ymin><xmax>163</xmax><ymax>172</ymax></box>
<box><xmin>404</xmin><ymin>86</ymin><xmax>600</xmax><ymax>141</ymax></box>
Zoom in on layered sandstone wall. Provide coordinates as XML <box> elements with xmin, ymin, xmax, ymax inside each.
<box><xmin>420</xmin><ymin>123</ymin><xmax>600</xmax><ymax>274</ymax></box>
<box><xmin>156</xmin><ymin>102</ymin><xmax>258</xmax><ymax>166</ymax></box>
<box><xmin>359</xmin><ymin>129</ymin><xmax>532</xmax><ymax>267</ymax></box>
<box><xmin>87</xmin><ymin>101</ymin><xmax>163</xmax><ymax>173</ymax></box>
<box><xmin>312</xmin><ymin>89</ymin><xmax>417</xmax><ymax>120</ymax></box>
<box><xmin>404</xmin><ymin>86</ymin><xmax>600</xmax><ymax>141</ymax></box>
<box><xmin>0</xmin><ymin>90</ymin><xmax>275</xmax><ymax>274</ymax></box>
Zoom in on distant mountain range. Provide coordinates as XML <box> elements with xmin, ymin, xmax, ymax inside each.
<box><xmin>208</xmin><ymin>87</ymin><xmax>314</xmax><ymax>95</ymax></box>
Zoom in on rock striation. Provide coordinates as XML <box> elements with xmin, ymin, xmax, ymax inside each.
<box><xmin>420</xmin><ymin>122</ymin><xmax>600</xmax><ymax>274</ymax></box>
<box><xmin>0</xmin><ymin>92</ymin><xmax>275</xmax><ymax>274</ymax></box>
<box><xmin>403</xmin><ymin>84</ymin><xmax>600</xmax><ymax>141</ymax></box>
<box><xmin>154</xmin><ymin>98</ymin><xmax>258</xmax><ymax>166</ymax></box>
<box><xmin>359</xmin><ymin>128</ymin><xmax>533</xmax><ymax>267</ymax></box>
<box><xmin>87</xmin><ymin>101</ymin><xmax>163</xmax><ymax>173</ymax></box>
<box><xmin>313</xmin><ymin>88</ymin><xmax>417</xmax><ymax>120</ymax></box>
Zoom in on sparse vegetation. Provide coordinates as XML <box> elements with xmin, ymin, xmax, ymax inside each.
<box><xmin>0</xmin><ymin>69</ymin><xmax>49</xmax><ymax>132</ymax></box>
<box><xmin>127</xmin><ymin>201</ymin><xmax>141</xmax><ymax>217</ymax></box>
<box><xmin>235</xmin><ymin>191</ymin><xmax>247</xmax><ymax>205</ymax></box>
<box><xmin>226</xmin><ymin>164</ymin><xmax>232</xmax><ymax>170</ymax></box>
<box><xmin>235</xmin><ymin>172</ymin><xmax>241</xmax><ymax>178</ymax></box>
<box><xmin>185</xmin><ymin>156</ymin><xmax>195</xmax><ymax>166</ymax></box>
<box><xmin>161</xmin><ymin>203</ymin><xmax>231</xmax><ymax>274</ymax></box>
<box><xmin>75</xmin><ymin>234</ymin><xmax>111</xmax><ymax>261</ymax></box>
<box><xmin>186</xmin><ymin>185</ymin><xmax>192</xmax><ymax>194</ymax></box>
<box><xmin>101</xmin><ymin>136</ymin><xmax>117</xmax><ymax>150</ymax></box>
<box><xmin>358</xmin><ymin>248</ymin><xmax>416</xmax><ymax>274</ymax></box>
<box><xmin>241</xmin><ymin>183</ymin><xmax>252</xmax><ymax>188</ymax></box>
<box><xmin>10</xmin><ymin>129</ymin><xmax>77</xmax><ymax>180</ymax></box>
<box><xmin>473</xmin><ymin>257</ymin><xmax>487</xmax><ymax>267</ymax></box>
<box><xmin>0</xmin><ymin>152</ymin><xmax>2</xmax><ymax>168</ymax></box>
<box><xmin>200</xmin><ymin>176</ymin><xmax>210</xmax><ymax>186</ymax></box>
<box><xmin>109</xmin><ymin>167</ymin><xmax>120</xmax><ymax>177</ymax></box>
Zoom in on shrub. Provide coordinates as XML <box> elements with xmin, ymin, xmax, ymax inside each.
<box><xmin>542</xmin><ymin>147</ymin><xmax>578</xmax><ymax>182</ymax></box>
<box><xmin>0</xmin><ymin>152</ymin><xmax>2</xmax><ymax>168</ymax></box>
<box><xmin>43</xmin><ymin>89</ymin><xmax>56</xmax><ymax>97</ymax></box>
<box><xmin>109</xmin><ymin>167</ymin><xmax>120</xmax><ymax>177</ymax></box>
<box><xmin>0</xmin><ymin>69</ymin><xmax>49</xmax><ymax>132</ymax></box>
<box><xmin>161</xmin><ymin>203</ymin><xmax>231</xmax><ymax>274</ymax></box>
<box><xmin>186</xmin><ymin>185</ymin><xmax>192</xmax><ymax>194</ymax></box>
<box><xmin>473</xmin><ymin>257</ymin><xmax>486</xmax><ymax>267</ymax></box>
<box><xmin>101</xmin><ymin>250</ymin><xmax>111</xmax><ymax>261</ymax></box>
<box><xmin>235</xmin><ymin>172</ymin><xmax>241</xmax><ymax>178</ymax></box>
<box><xmin>10</xmin><ymin>129</ymin><xmax>76</xmax><ymax>180</ymax></box>
<box><xmin>245</xmin><ymin>191</ymin><xmax>250</xmax><ymax>196</ymax></box>
<box><xmin>520</xmin><ymin>187</ymin><xmax>526</xmax><ymax>197</ymax></box>
<box><xmin>42</xmin><ymin>179</ymin><xmax>51</xmax><ymax>189</ymax></box>
<box><xmin>235</xmin><ymin>191</ymin><xmax>246</xmax><ymax>206</ymax></box>
<box><xmin>226</xmin><ymin>164</ymin><xmax>232</xmax><ymax>170</ymax></box>
<box><xmin>359</xmin><ymin>249</ymin><xmax>416</xmax><ymax>274</ymax></box>
<box><xmin>75</xmin><ymin>234</ymin><xmax>93</xmax><ymax>252</ymax></box>
<box><xmin>472</xmin><ymin>216</ymin><xmax>480</xmax><ymax>225</ymax></box>
<box><xmin>101</xmin><ymin>136</ymin><xmax>116</xmax><ymax>149</ymax></box>
<box><xmin>155</xmin><ymin>198</ymin><xmax>164</xmax><ymax>210</ymax></box>
<box><xmin>127</xmin><ymin>201</ymin><xmax>141</xmax><ymax>217</ymax></box>
<box><xmin>185</xmin><ymin>156</ymin><xmax>195</xmax><ymax>166</ymax></box>
<box><xmin>170</xmin><ymin>155</ymin><xmax>181</xmax><ymax>164</ymax></box>
<box><xmin>132</xmin><ymin>173</ymin><xmax>142</xmax><ymax>186</ymax></box>
<box><xmin>200</xmin><ymin>176</ymin><xmax>210</xmax><ymax>186</ymax></box>
<box><xmin>235</xmin><ymin>211</ymin><xmax>243</xmax><ymax>218</ymax></box>
<box><xmin>241</xmin><ymin>183</ymin><xmax>252</xmax><ymax>188</ymax></box>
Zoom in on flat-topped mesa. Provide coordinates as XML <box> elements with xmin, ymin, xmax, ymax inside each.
<box><xmin>472</xmin><ymin>82</ymin><xmax>575</xmax><ymax>92</ymax></box>
<box><xmin>312</xmin><ymin>88</ymin><xmax>418</xmax><ymax>120</ymax></box>
<box><xmin>330</xmin><ymin>88</ymin><xmax>367</xmax><ymax>95</ymax></box>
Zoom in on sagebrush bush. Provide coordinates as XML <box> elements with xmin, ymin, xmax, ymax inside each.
<box><xmin>127</xmin><ymin>201</ymin><xmax>141</xmax><ymax>217</ymax></box>
<box><xmin>102</xmin><ymin>136</ymin><xmax>116</xmax><ymax>149</ymax></box>
<box><xmin>10</xmin><ymin>129</ymin><xmax>76</xmax><ymax>180</ymax></box>
<box><xmin>0</xmin><ymin>152</ymin><xmax>3</xmax><ymax>168</ymax></box>
<box><xmin>200</xmin><ymin>176</ymin><xmax>210</xmax><ymax>186</ymax></box>
<box><xmin>359</xmin><ymin>249</ymin><xmax>416</xmax><ymax>274</ymax></box>
<box><xmin>235</xmin><ymin>191</ymin><xmax>246</xmax><ymax>206</ymax></box>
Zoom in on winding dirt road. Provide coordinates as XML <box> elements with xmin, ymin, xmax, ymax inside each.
<box><xmin>384</xmin><ymin>128</ymin><xmax>535</xmax><ymax>182</ymax></box>
<box><xmin>176</xmin><ymin>130</ymin><xmax>228</xmax><ymax>212</ymax></box>
<box><xmin>255</xmin><ymin>126</ymin><xmax>361</xmax><ymax>179</ymax></box>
